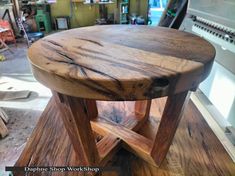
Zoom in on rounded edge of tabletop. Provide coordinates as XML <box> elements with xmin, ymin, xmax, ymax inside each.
<box><xmin>26</xmin><ymin>25</ymin><xmax>216</xmax><ymax>101</ymax></box>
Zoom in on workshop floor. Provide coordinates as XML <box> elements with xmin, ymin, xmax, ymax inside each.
<box><xmin>0</xmin><ymin>44</ymin><xmax>235</xmax><ymax>176</ymax></box>
<box><xmin>0</xmin><ymin>43</ymin><xmax>51</xmax><ymax>176</ymax></box>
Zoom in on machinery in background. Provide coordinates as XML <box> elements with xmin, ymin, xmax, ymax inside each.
<box><xmin>35</xmin><ymin>4</ymin><xmax>52</xmax><ymax>33</ymax></box>
<box><xmin>20</xmin><ymin>1</ymin><xmax>52</xmax><ymax>33</ymax></box>
<box><xmin>181</xmin><ymin>0</ymin><xmax>235</xmax><ymax>162</ymax></box>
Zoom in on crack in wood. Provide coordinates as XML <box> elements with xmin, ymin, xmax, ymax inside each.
<box><xmin>76</xmin><ymin>38</ymin><xmax>104</xmax><ymax>47</ymax></box>
<box><xmin>44</xmin><ymin>56</ymin><xmax>124</xmax><ymax>100</ymax></box>
<box><xmin>43</xmin><ymin>42</ymin><xmax>125</xmax><ymax>92</ymax></box>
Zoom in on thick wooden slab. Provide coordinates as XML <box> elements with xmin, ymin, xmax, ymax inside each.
<box><xmin>28</xmin><ymin>25</ymin><xmax>215</xmax><ymax>100</ymax></box>
<box><xmin>15</xmin><ymin>98</ymin><xmax>235</xmax><ymax>176</ymax></box>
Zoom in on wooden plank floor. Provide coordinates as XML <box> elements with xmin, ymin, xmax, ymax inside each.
<box><xmin>15</xmin><ymin>97</ymin><xmax>235</xmax><ymax>176</ymax></box>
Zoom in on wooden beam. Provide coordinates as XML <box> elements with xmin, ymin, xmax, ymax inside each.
<box><xmin>91</xmin><ymin>118</ymin><xmax>159</xmax><ymax>166</ymax></box>
<box><xmin>96</xmin><ymin>100</ymin><xmax>152</xmax><ymax>166</ymax></box>
<box><xmin>53</xmin><ymin>92</ymin><xmax>100</xmax><ymax>165</ymax></box>
<box><xmin>97</xmin><ymin>135</ymin><xmax>121</xmax><ymax>166</ymax></box>
<box><xmin>150</xmin><ymin>91</ymin><xmax>190</xmax><ymax>166</ymax></box>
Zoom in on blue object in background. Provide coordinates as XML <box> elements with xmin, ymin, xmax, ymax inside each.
<box><xmin>148</xmin><ymin>0</ymin><xmax>168</xmax><ymax>26</ymax></box>
<box><xmin>150</xmin><ymin>10</ymin><xmax>163</xmax><ymax>26</ymax></box>
<box><xmin>27</xmin><ymin>32</ymin><xmax>44</xmax><ymax>42</ymax></box>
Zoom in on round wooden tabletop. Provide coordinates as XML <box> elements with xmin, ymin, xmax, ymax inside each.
<box><xmin>28</xmin><ymin>25</ymin><xmax>215</xmax><ymax>100</ymax></box>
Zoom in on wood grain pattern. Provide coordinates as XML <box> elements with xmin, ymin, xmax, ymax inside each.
<box><xmin>151</xmin><ymin>91</ymin><xmax>189</xmax><ymax>166</ymax></box>
<box><xmin>96</xmin><ymin>100</ymin><xmax>152</xmax><ymax>166</ymax></box>
<box><xmin>28</xmin><ymin>25</ymin><xmax>215</xmax><ymax>100</ymax></box>
<box><xmin>131</xmin><ymin>99</ymin><xmax>235</xmax><ymax>176</ymax></box>
<box><xmin>91</xmin><ymin>92</ymin><xmax>189</xmax><ymax>167</ymax></box>
<box><xmin>97</xmin><ymin>135</ymin><xmax>121</xmax><ymax>166</ymax></box>
<box><xmin>0</xmin><ymin>116</ymin><xmax>8</xmax><ymax>138</ymax></box>
<box><xmin>15</xmin><ymin>98</ymin><xmax>235</xmax><ymax>176</ymax></box>
<box><xmin>0</xmin><ymin>107</ymin><xmax>9</xmax><ymax>124</ymax></box>
<box><xmin>91</xmin><ymin>117</ymin><xmax>155</xmax><ymax>165</ymax></box>
<box><xmin>15</xmin><ymin>98</ymin><xmax>82</xmax><ymax>168</ymax></box>
<box><xmin>53</xmin><ymin>92</ymin><xmax>100</xmax><ymax>165</ymax></box>
<box><xmin>18</xmin><ymin>25</ymin><xmax>218</xmax><ymax>173</ymax></box>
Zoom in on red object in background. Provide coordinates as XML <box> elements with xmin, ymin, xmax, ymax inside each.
<box><xmin>0</xmin><ymin>20</ymin><xmax>16</xmax><ymax>44</ymax></box>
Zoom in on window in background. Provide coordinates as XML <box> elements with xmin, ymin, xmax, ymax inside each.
<box><xmin>148</xmin><ymin>0</ymin><xmax>168</xmax><ymax>26</ymax></box>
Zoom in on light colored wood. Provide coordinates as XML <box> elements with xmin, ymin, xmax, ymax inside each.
<box><xmin>0</xmin><ymin>90</ymin><xmax>30</xmax><ymax>101</ymax></box>
<box><xmin>28</xmin><ymin>25</ymin><xmax>215</xmax><ymax>100</ymax></box>
<box><xmin>0</xmin><ymin>107</ymin><xmax>9</xmax><ymax>124</ymax></box>
<box><xmin>12</xmin><ymin>0</ymin><xmax>20</xmax><ymax>17</ymax></box>
<box><xmin>0</xmin><ymin>38</ymin><xmax>12</xmax><ymax>54</ymax></box>
<box><xmin>0</xmin><ymin>117</ymin><xmax>8</xmax><ymax>138</ymax></box>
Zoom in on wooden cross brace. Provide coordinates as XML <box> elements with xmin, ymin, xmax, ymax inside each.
<box><xmin>51</xmin><ymin>91</ymin><xmax>189</xmax><ymax>168</ymax></box>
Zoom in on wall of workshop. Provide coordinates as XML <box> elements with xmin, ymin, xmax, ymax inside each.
<box><xmin>129</xmin><ymin>0</ymin><xmax>148</xmax><ymax>20</ymax></box>
<box><xmin>50</xmin><ymin>0</ymin><xmax>148</xmax><ymax>28</ymax></box>
<box><xmin>50</xmin><ymin>0</ymin><xmax>98</xmax><ymax>28</ymax></box>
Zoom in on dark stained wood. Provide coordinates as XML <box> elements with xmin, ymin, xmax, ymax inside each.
<box><xmin>15</xmin><ymin>98</ymin><xmax>235</xmax><ymax>176</ymax></box>
<box><xmin>53</xmin><ymin>92</ymin><xmax>100</xmax><ymax>165</ymax></box>
<box><xmin>86</xmin><ymin>99</ymin><xmax>98</xmax><ymax>119</ymax></box>
<box><xmin>151</xmin><ymin>91</ymin><xmax>189</xmax><ymax>166</ymax></box>
<box><xmin>28</xmin><ymin>25</ymin><xmax>215</xmax><ymax>100</ymax></box>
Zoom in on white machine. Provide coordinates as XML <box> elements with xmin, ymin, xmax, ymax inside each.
<box><xmin>181</xmin><ymin>0</ymin><xmax>235</xmax><ymax>161</ymax></box>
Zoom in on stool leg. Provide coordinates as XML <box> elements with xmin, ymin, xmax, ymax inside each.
<box><xmin>53</xmin><ymin>92</ymin><xmax>100</xmax><ymax>165</ymax></box>
<box><xmin>150</xmin><ymin>91</ymin><xmax>190</xmax><ymax>166</ymax></box>
<box><xmin>135</xmin><ymin>100</ymin><xmax>151</xmax><ymax>118</ymax></box>
<box><xmin>86</xmin><ymin>100</ymin><xmax>98</xmax><ymax>120</ymax></box>
<box><xmin>133</xmin><ymin>100</ymin><xmax>152</xmax><ymax>131</ymax></box>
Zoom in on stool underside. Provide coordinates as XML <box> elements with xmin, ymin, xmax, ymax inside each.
<box><xmin>15</xmin><ymin>98</ymin><xmax>163</xmax><ymax>173</ymax></box>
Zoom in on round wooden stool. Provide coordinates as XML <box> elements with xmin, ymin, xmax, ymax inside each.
<box><xmin>15</xmin><ymin>25</ymin><xmax>215</xmax><ymax>172</ymax></box>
